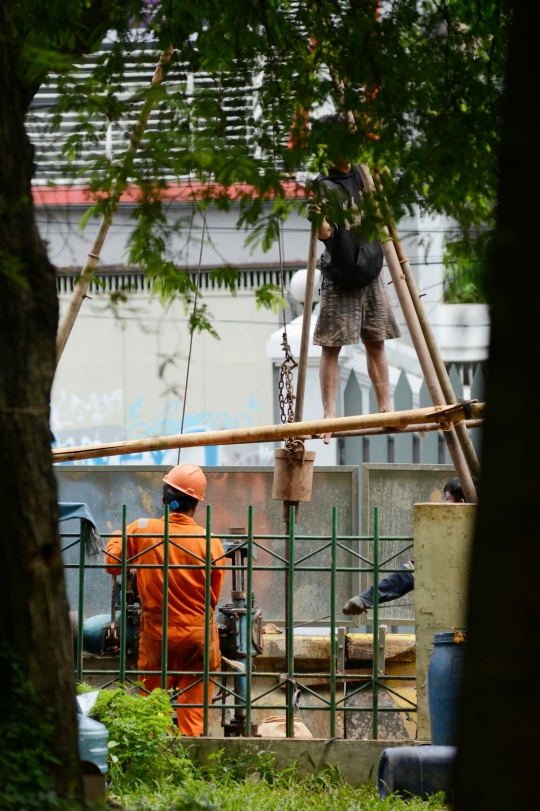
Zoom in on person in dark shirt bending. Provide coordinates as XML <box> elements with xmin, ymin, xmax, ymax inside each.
<box><xmin>342</xmin><ymin>477</ymin><xmax>477</xmax><ymax>616</ymax></box>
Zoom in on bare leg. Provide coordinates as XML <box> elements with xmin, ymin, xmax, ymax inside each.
<box><xmin>319</xmin><ymin>345</ymin><xmax>341</xmax><ymax>444</ymax></box>
<box><xmin>364</xmin><ymin>340</ymin><xmax>392</xmax><ymax>412</ymax></box>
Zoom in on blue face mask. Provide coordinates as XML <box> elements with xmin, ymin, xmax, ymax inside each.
<box><xmin>170</xmin><ymin>500</ymin><xmax>179</xmax><ymax>510</ymax></box>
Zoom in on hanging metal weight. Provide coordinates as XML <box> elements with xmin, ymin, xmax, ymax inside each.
<box><xmin>272</xmin><ymin>448</ymin><xmax>316</xmax><ymax>503</ymax></box>
<box><xmin>273</xmin><ymin>332</ymin><xmax>316</xmax><ymax>507</ymax></box>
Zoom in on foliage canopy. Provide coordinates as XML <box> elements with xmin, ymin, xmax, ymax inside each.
<box><xmin>15</xmin><ymin>0</ymin><xmax>510</xmax><ymax>319</ymax></box>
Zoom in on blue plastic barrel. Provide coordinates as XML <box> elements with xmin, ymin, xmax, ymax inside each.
<box><xmin>428</xmin><ymin>631</ymin><xmax>465</xmax><ymax>745</ymax></box>
<box><xmin>378</xmin><ymin>745</ymin><xmax>456</xmax><ymax>799</ymax></box>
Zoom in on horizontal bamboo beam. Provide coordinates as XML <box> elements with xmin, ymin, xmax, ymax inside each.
<box><xmin>326</xmin><ymin>418</ymin><xmax>483</xmax><ymax>440</ymax></box>
<box><xmin>52</xmin><ymin>403</ymin><xmax>484</xmax><ymax>463</ymax></box>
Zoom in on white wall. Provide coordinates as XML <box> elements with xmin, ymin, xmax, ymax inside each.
<box><xmin>53</xmin><ymin>283</ymin><xmax>281</xmax><ymax>466</ymax></box>
<box><xmin>37</xmin><ymin>201</ymin><xmax>310</xmax><ymax>270</ymax></box>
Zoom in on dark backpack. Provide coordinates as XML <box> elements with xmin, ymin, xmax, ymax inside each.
<box><xmin>319</xmin><ymin>169</ymin><xmax>383</xmax><ymax>290</ymax></box>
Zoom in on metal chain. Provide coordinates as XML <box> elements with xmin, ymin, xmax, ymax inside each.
<box><xmin>271</xmin><ymin>104</ymin><xmax>304</xmax><ymax>458</ymax></box>
<box><xmin>278</xmin><ymin>337</ymin><xmax>305</xmax><ymax>457</ymax></box>
<box><xmin>278</xmin><ymin>334</ymin><xmax>297</xmax><ymax>426</ymax></box>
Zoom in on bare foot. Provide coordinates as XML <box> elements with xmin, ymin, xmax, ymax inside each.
<box><xmin>319</xmin><ymin>412</ymin><xmax>336</xmax><ymax>445</ymax></box>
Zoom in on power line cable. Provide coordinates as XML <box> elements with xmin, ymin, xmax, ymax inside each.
<box><xmin>177</xmin><ymin>190</ymin><xmax>210</xmax><ymax>464</ymax></box>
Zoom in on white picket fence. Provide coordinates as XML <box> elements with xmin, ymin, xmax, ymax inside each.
<box><xmin>342</xmin><ymin>364</ymin><xmax>485</xmax><ymax>467</ymax></box>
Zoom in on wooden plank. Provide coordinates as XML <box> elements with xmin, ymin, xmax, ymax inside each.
<box><xmin>347</xmin><ymin>633</ymin><xmax>416</xmax><ymax>663</ymax></box>
<box><xmin>256</xmin><ymin>633</ymin><xmax>332</xmax><ymax>671</ymax></box>
<box><xmin>181</xmin><ymin>737</ymin><xmax>412</xmax><ymax>785</ymax></box>
<box><xmin>257</xmin><ymin>633</ymin><xmax>416</xmax><ymax>667</ymax></box>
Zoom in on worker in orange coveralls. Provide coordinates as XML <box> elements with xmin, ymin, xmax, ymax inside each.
<box><xmin>105</xmin><ymin>464</ymin><xmax>225</xmax><ymax>736</ymax></box>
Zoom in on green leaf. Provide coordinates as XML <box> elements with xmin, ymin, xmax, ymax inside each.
<box><xmin>255</xmin><ymin>283</ymin><xmax>287</xmax><ymax>312</ymax></box>
<box><xmin>78</xmin><ymin>204</ymin><xmax>101</xmax><ymax>232</ymax></box>
<box><xmin>189</xmin><ymin>304</ymin><xmax>220</xmax><ymax>340</ymax></box>
<box><xmin>208</xmin><ymin>265</ymin><xmax>241</xmax><ymax>295</ymax></box>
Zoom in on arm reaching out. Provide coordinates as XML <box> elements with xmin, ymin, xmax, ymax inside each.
<box><xmin>343</xmin><ymin>562</ymin><xmax>414</xmax><ymax>615</ymax></box>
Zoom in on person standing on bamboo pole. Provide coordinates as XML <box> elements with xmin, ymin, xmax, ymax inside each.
<box><xmin>307</xmin><ymin>116</ymin><xmax>401</xmax><ymax>444</ymax></box>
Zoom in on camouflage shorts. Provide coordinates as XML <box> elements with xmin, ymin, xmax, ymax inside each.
<box><xmin>313</xmin><ymin>272</ymin><xmax>402</xmax><ymax>346</ymax></box>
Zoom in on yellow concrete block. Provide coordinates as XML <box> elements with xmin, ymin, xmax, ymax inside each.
<box><xmin>414</xmin><ymin>503</ymin><xmax>476</xmax><ymax>740</ymax></box>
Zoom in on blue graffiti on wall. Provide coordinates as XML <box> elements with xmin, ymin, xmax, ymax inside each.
<box><xmin>53</xmin><ymin>395</ymin><xmax>263</xmax><ymax>466</ymax></box>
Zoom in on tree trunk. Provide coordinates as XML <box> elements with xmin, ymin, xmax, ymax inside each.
<box><xmin>0</xmin><ymin>2</ymin><xmax>83</xmax><ymax>805</ymax></box>
<box><xmin>454</xmin><ymin>4</ymin><xmax>540</xmax><ymax>808</ymax></box>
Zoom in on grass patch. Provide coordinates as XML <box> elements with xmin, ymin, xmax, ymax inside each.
<box><xmin>87</xmin><ymin>686</ymin><xmax>447</xmax><ymax>811</ymax></box>
<box><xmin>114</xmin><ymin>769</ymin><xmax>448</xmax><ymax>811</ymax></box>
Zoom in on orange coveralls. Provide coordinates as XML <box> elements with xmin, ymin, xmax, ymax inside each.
<box><xmin>105</xmin><ymin>512</ymin><xmax>225</xmax><ymax>736</ymax></box>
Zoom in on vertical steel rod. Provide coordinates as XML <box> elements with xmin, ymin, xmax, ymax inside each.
<box><xmin>119</xmin><ymin>505</ymin><xmax>128</xmax><ymax>684</ymax></box>
<box><xmin>245</xmin><ymin>506</ymin><xmax>254</xmax><ymax>736</ymax></box>
<box><xmin>161</xmin><ymin>505</ymin><xmax>170</xmax><ymax>690</ymax></box>
<box><xmin>286</xmin><ymin>505</ymin><xmax>296</xmax><ymax>738</ymax></box>
<box><xmin>330</xmin><ymin>507</ymin><xmax>338</xmax><ymax>738</ymax></box>
<box><xmin>203</xmin><ymin>505</ymin><xmax>212</xmax><ymax>736</ymax></box>
<box><xmin>294</xmin><ymin>222</ymin><xmax>319</xmax><ymax>422</ymax></box>
<box><xmin>372</xmin><ymin>506</ymin><xmax>380</xmax><ymax>740</ymax></box>
<box><xmin>76</xmin><ymin>522</ymin><xmax>87</xmax><ymax>682</ymax></box>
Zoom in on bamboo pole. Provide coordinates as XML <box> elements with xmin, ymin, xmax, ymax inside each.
<box><xmin>52</xmin><ymin>401</ymin><xmax>484</xmax><ymax>463</ymax></box>
<box><xmin>327</xmin><ymin>418</ymin><xmax>483</xmax><ymax>440</ymax></box>
<box><xmin>56</xmin><ymin>44</ymin><xmax>174</xmax><ymax>364</ymax></box>
<box><xmin>294</xmin><ymin>223</ymin><xmax>319</xmax><ymax>422</ymax></box>
<box><xmin>358</xmin><ymin>165</ymin><xmax>478</xmax><ymax>504</ymax></box>
<box><xmin>374</xmin><ymin>170</ymin><xmax>481</xmax><ymax>479</ymax></box>
<box><xmin>328</xmin><ymin>71</ymin><xmax>478</xmax><ymax>499</ymax></box>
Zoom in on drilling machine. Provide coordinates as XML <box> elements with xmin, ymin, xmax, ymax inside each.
<box><xmin>215</xmin><ymin>528</ymin><xmax>264</xmax><ymax>736</ymax></box>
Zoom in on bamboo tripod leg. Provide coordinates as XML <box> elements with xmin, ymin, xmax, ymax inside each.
<box><xmin>56</xmin><ymin>44</ymin><xmax>174</xmax><ymax>364</ymax></box>
<box><xmin>328</xmin><ymin>79</ymin><xmax>479</xmax><ymax>494</ymax></box>
<box><xmin>375</xmin><ymin>175</ymin><xmax>480</xmax><ymax>479</ymax></box>
<box><xmin>390</xmin><ymin>236</ymin><xmax>480</xmax><ymax>477</ymax></box>
<box><xmin>358</xmin><ymin>166</ymin><xmax>478</xmax><ymax>504</ymax></box>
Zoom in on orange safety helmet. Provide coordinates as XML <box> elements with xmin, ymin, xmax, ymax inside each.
<box><xmin>162</xmin><ymin>463</ymin><xmax>207</xmax><ymax>501</ymax></box>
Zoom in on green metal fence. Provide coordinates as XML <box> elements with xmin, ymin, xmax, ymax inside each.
<box><xmin>62</xmin><ymin>505</ymin><xmax>416</xmax><ymax>739</ymax></box>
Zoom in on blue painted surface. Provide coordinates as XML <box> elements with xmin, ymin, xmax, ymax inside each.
<box><xmin>77</xmin><ymin>696</ymin><xmax>109</xmax><ymax>774</ymax></box>
<box><xmin>52</xmin><ymin>394</ymin><xmax>263</xmax><ymax>466</ymax></box>
<box><xmin>378</xmin><ymin>745</ymin><xmax>456</xmax><ymax>799</ymax></box>
<box><xmin>428</xmin><ymin>631</ymin><xmax>465</xmax><ymax>745</ymax></box>
<box><xmin>78</xmin><ymin>714</ymin><xmax>109</xmax><ymax>774</ymax></box>
<box><xmin>82</xmin><ymin>614</ymin><xmax>112</xmax><ymax>654</ymax></box>
<box><xmin>83</xmin><ymin>613</ymin><xmax>134</xmax><ymax>655</ymax></box>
